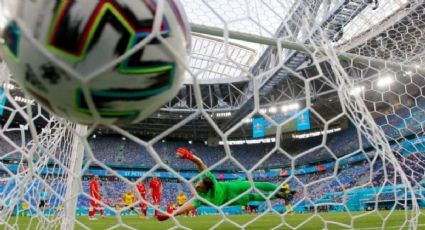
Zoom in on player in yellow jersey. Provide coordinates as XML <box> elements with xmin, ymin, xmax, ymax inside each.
<box><xmin>123</xmin><ymin>190</ymin><xmax>138</xmax><ymax>216</ymax></box>
<box><xmin>56</xmin><ymin>204</ymin><xmax>63</xmax><ymax>216</ymax></box>
<box><xmin>281</xmin><ymin>184</ymin><xmax>296</xmax><ymax>215</ymax></box>
<box><xmin>21</xmin><ymin>201</ymin><xmax>29</xmax><ymax>216</ymax></box>
<box><xmin>176</xmin><ymin>192</ymin><xmax>189</xmax><ymax>216</ymax></box>
<box><xmin>177</xmin><ymin>192</ymin><xmax>187</xmax><ymax>206</ymax></box>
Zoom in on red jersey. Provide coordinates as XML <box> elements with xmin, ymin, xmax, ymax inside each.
<box><xmin>149</xmin><ymin>178</ymin><xmax>162</xmax><ymax>195</ymax></box>
<box><xmin>137</xmin><ymin>183</ymin><xmax>146</xmax><ymax>199</ymax></box>
<box><xmin>166</xmin><ymin>204</ymin><xmax>173</xmax><ymax>214</ymax></box>
<box><xmin>89</xmin><ymin>179</ymin><xmax>101</xmax><ymax>199</ymax></box>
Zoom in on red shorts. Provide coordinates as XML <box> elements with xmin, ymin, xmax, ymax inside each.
<box><xmin>90</xmin><ymin>197</ymin><xmax>101</xmax><ymax>207</ymax></box>
<box><xmin>152</xmin><ymin>193</ymin><xmax>161</xmax><ymax>204</ymax></box>
<box><xmin>139</xmin><ymin>203</ymin><xmax>147</xmax><ymax>210</ymax></box>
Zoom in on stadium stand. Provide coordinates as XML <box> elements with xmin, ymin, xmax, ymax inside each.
<box><xmin>1</xmin><ymin>96</ymin><xmax>425</xmax><ymax>216</ymax></box>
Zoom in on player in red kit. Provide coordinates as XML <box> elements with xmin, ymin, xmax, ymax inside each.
<box><xmin>137</xmin><ymin>182</ymin><xmax>148</xmax><ymax>218</ymax></box>
<box><xmin>149</xmin><ymin>176</ymin><xmax>162</xmax><ymax>215</ymax></box>
<box><xmin>89</xmin><ymin>175</ymin><xmax>104</xmax><ymax>220</ymax></box>
<box><xmin>166</xmin><ymin>202</ymin><xmax>173</xmax><ymax>214</ymax></box>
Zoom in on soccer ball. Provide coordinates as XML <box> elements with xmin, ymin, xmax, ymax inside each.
<box><xmin>0</xmin><ymin>0</ymin><xmax>190</xmax><ymax>125</ymax></box>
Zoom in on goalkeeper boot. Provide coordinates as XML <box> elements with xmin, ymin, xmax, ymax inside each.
<box><xmin>156</xmin><ymin>213</ymin><xmax>170</xmax><ymax>221</ymax></box>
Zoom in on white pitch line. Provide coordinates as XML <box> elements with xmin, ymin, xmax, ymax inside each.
<box><xmin>337</xmin><ymin>224</ymin><xmax>425</xmax><ymax>230</ymax></box>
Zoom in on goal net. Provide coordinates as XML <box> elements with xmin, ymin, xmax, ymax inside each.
<box><xmin>1</xmin><ymin>0</ymin><xmax>425</xmax><ymax>229</ymax></box>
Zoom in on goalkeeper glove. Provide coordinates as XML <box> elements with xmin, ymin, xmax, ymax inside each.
<box><xmin>176</xmin><ymin>147</ymin><xmax>195</xmax><ymax>161</ymax></box>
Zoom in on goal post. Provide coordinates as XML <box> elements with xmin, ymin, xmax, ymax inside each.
<box><xmin>0</xmin><ymin>110</ymin><xmax>86</xmax><ymax>228</ymax></box>
<box><xmin>61</xmin><ymin>124</ymin><xmax>86</xmax><ymax>230</ymax></box>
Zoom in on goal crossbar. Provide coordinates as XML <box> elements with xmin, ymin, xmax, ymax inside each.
<box><xmin>190</xmin><ymin>23</ymin><xmax>425</xmax><ymax>76</ymax></box>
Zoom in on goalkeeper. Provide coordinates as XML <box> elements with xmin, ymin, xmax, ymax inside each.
<box><xmin>157</xmin><ymin>147</ymin><xmax>296</xmax><ymax>221</ymax></box>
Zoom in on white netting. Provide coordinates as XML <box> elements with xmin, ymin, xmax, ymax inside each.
<box><xmin>1</xmin><ymin>0</ymin><xmax>425</xmax><ymax>229</ymax></box>
<box><xmin>0</xmin><ymin>93</ymin><xmax>82</xmax><ymax>228</ymax></box>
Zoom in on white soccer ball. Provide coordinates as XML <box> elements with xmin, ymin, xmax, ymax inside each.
<box><xmin>0</xmin><ymin>0</ymin><xmax>190</xmax><ymax>125</ymax></box>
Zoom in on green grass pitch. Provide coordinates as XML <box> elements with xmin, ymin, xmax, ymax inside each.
<box><xmin>6</xmin><ymin>211</ymin><xmax>424</xmax><ymax>229</ymax></box>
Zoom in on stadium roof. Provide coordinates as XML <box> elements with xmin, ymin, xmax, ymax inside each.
<box><xmin>181</xmin><ymin>0</ymin><xmax>409</xmax><ymax>83</ymax></box>
<box><xmin>0</xmin><ymin>0</ymin><xmax>408</xmax><ymax>84</ymax></box>
<box><xmin>0</xmin><ymin>0</ymin><xmax>418</xmax><ymax>140</ymax></box>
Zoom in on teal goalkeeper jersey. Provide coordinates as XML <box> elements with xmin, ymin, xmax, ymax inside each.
<box><xmin>192</xmin><ymin>172</ymin><xmax>258</xmax><ymax>208</ymax></box>
<box><xmin>193</xmin><ymin>171</ymin><xmax>226</xmax><ymax>208</ymax></box>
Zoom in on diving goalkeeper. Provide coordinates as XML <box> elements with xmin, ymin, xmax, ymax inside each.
<box><xmin>157</xmin><ymin>147</ymin><xmax>296</xmax><ymax>221</ymax></box>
